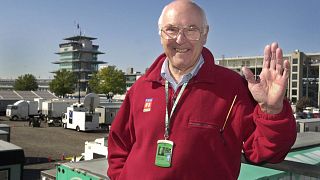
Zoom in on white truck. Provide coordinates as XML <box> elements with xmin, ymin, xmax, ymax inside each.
<box><xmin>62</xmin><ymin>104</ymin><xmax>99</xmax><ymax>132</ymax></box>
<box><xmin>6</xmin><ymin>100</ymin><xmax>38</xmax><ymax>121</ymax></box>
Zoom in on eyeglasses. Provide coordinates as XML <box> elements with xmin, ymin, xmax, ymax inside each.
<box><xmin>160</xmin><ymin>25</ymin><xmax>203</xmax><ymax>41</ymax></box>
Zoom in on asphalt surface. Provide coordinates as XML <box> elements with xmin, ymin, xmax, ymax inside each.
<box><xmin>0</xmin><ymin>116</ymin><xmax>108</xmax><ymax>180</ymax></box>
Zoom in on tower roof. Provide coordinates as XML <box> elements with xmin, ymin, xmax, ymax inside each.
<box><xmin>64</xmin><ymin>35</ymin><xmax>97</xmax><ymax>41</ymax></box>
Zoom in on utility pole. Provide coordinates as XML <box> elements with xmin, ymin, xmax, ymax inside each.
<box><xmin>306</xmin><ymin>60</ymin><xmax>309</xmax><ymax>98</ymax></box>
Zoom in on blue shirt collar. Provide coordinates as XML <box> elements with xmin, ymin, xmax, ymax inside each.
<box><xmin>161</xmin><ymin>55</ymin><xmax>204</xmax><ymax>91</ymax></box>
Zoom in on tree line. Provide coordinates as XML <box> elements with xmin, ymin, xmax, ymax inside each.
<box><xmin>12</xmin><ymin>66</ymin><xmax>126</xmax><ymax>98</ymax></box>
<box><xmin>12</xmin><ymin>66</ymin><xmax>313</xmax><ymax>112</ymax></box>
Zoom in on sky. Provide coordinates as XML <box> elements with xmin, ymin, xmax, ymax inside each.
<box><xmin>0</xmin><ymin>0</ymin><xmax>319</xmax><ymax>79</ymax></box>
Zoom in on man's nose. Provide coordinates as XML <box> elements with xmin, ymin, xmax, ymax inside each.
<box><xmin>175</xmin><ymin>30</ymin><xmax>187</xmax><ymax>44</ymax></box>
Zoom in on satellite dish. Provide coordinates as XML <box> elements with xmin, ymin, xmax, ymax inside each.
<box><xmin>83</xmin><ymin>93</ymin><xmax>99</xmax><ymax>113</ymax></box>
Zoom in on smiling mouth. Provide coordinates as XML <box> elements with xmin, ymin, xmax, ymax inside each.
<box><xmin>175</xmin><ymin>48</ymin><xmax>189</xmax><ymax>53</ymax></box>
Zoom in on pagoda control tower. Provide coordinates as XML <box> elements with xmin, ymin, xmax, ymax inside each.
<box><xmin>53</xmin><ymin>35</ymin><xmax>106</xmax><ymax>95</ymax></box>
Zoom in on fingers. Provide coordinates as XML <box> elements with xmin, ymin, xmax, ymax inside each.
<box><xmin>242</xmin><ymin>66</ymin><xmax>256</xmax><ymax>84</ymax></box>
<box><xmin>263</xmin><ymin>42</ymin><xmax>286</xmax><ymax>74</ymax></box>
<box><xmin>263</xmin><ymin>42</ymin><xmax>278</xmax><ymax>69</ymax></box>
<box><xmin>275</xmin><ymin>47</ymin><xmax>283</xmax><ymax>74</ymax></box>
<box><xmin>270</xmin><ymin>42</ymin><xmax>278</xmax><ymax>70</ymax></box>
<box><xmin>282</xmin><ymin>59</ymin><xmax>290</xmax><ymax>79</ymax></box>
<box><xmin>263</xmin><ymin>45</ymin><xmax>271</xmax><ymax>69</ymax></box>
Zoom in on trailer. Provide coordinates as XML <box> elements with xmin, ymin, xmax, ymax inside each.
<box><xmin>42</xmin><ymin>100</ymin><xmax>73</xmax><ymax>126</ymax></box>
<box><xmin>95</xmin><ymin>102</ymin><xmax>122</xmax><ymax>130</ymax></box>
<box><xmin>6</xmin><ymin>100</ymin><xmax>38</xmax><ymax>120</ymax></box>
<box><xmin>34</xmin><ymin>98</ymin><xmax>45</xmax><ymax>112</ymax></box>
<box><xmin>42</xmin><ymin>100</ymin><xmax>73</xmax><ymax>119</ymax></box>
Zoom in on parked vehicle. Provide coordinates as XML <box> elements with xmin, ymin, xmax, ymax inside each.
<box><xmin>42</xmin><ymin>100</ymin><xmax>73</xmax><ymax>126</ymax></box>
<box><xmin>34</xmin><ymin>98</ymin><xmax>45</xmax><ymax>112</ymax></box>
<box><xmin>28</xmin><ymin>115</ymin><xmax>42</xmax><ymax>127</ymax></box>
<box><xmin>95</xmin><ymin>102</ymin><xmax>121</xmax><ymax>129</ymax></box>
<box><xmin>6</xmin><ymin>100</ymin><xmax>38</xmax><ymax>120</ymax></box>
<box><xmin>62</xmin><ymin>94</ymin><xmax>100</xmax><ymax>132</ymax></box>
<box><xmin>62</xmin><ymin>104</ymin><xmax>100</xmax><ymax>132</ymax></box>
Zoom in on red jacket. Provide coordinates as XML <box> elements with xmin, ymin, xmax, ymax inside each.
<box><xmin>107</xmin><ymin>47</ymin><xmax>296</xmax><ymax>180</ymax></box>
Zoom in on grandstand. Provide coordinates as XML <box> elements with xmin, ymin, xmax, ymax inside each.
<box><xmin>0</xmin><ymin>91</ymin><xmax>58</xmax><ymax>100</ymax></box>
<box><xmin>34</xmin><ymin>91</ymin><xmax>57</xmax><ymax>100</ymax></box>
<box><xmin>0</xmin><ymin>91</ymin><xmax>59</xmax><ymax>115</ymax></box>
<box><xmin>0</xmin><ymin>91</ymin><xmax>21</xmax><ymax>100</ymax></box>
<box><xmin>15</xmin><ymin>91</ymin><xmax>39</xmax><ymax>100</ymax></box>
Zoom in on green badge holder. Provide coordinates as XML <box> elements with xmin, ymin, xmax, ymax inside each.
<box><xmin>155</xmin><ymin>140</ymin><xmax>174</xmax><ymax>168</ymax></box>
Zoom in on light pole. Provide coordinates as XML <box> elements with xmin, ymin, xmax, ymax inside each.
<box><xmin>75</xmin><ymin>23</ymin><xmax>83</xmax><ymax>104</ymax></box>
<box><xmin>78</xmin><ymin>59</ymin><xmax>81</xmax><ymax>104</ymax></box>
<box><xmin>78</xmin><ymin>36</ymin><xmax>83</xmax><ymax>104</ymax></box>
<box><xmin>306</xmin><ymin>61</ymin><xmax>309</xmax><ymax>98</ymax></box>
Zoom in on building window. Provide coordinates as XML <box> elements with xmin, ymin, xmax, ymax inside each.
<box><xmin>292</xmin><ymin>58</ymin><xmax>298</xmax><ymax>64</ymax></box>
<box><xmin>292</xmin><ymin>74</ymin><xmax>297</xmax><ymax>80</ymax></box>
<box><xmin>292</xmin><ymin>81</ymin><xmax>297</xmax><ymax>88</ymax></box>
<box><xmin>292</xmin><ymin>89</ymin><xmax>297</xmax><ymax>95</ymax></box>
<box><xmin>292</xmin><ymin>97</ymin><xmax>297</xmax><ymax>103</ymax></box>
<box><xmin>292</xmin><ymin>66</ymin><xmax>298</xmax><ymax>72</ymax></box>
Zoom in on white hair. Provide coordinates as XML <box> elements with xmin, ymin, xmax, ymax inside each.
<box><xmin>158</xmin><ymin>1</ymin><xmax>208</xmax><ymax>34</ymax></box>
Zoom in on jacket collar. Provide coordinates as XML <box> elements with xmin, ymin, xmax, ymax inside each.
<box><xmin>144</xmin><ymin>47</ymin><xmax>216</xmax><ymax>84</ymax></box>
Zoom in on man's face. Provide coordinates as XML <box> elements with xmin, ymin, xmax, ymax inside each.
<box><xmin>160</xmin><ymin>5</ymin><xmax>208</xmax><ymax>72</ymax></box>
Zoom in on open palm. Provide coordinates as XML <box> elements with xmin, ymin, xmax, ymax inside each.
<box><xmin>242</xmin><ymin>42</ymin><xmax>290</xmax><ymax>114</ymax></box>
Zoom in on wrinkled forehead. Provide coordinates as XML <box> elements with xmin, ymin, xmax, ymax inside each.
<box><xmin>162</xmin><ymin>6</ymin><xmax>204</xmax><ymax>28</ymax></box>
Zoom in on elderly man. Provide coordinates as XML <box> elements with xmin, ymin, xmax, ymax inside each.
<box><xmin>107</xmin><ymin>1</ymin><xmax>296</xmax><ymax>179</ymax></box>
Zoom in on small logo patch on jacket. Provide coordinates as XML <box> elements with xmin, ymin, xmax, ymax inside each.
<box><xmin>143</xmin><ymin>98</ymin><xmax>153</xmax><ymax>112</ymax></box>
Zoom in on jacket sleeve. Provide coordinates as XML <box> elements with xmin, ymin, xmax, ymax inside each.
<box><xmin>107</xmin><ymin>91</ymin><xmax>135</xmax><ymax>180</ymax></box>
<box><xmin>242</xmin><ymin>100</ymin><xmax>297</xmax><ymax>163</ymax></box>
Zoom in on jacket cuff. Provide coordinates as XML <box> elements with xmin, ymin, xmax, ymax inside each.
<box><xmin>254</xmin><ymin>100</ymin><xmax>290</xmax><ymax>121</ymax></box>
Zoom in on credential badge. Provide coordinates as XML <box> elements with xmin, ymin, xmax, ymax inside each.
<box><xmin>143</xmin><ymin>98</ymin><xmax>153</xmax><ymax>112</ymax></box>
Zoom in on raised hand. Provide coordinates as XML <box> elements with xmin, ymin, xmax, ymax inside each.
<box><xmin>242</xmin><ymin>42</ymin><xmax>290</xmax><ymax>114</ymax></box>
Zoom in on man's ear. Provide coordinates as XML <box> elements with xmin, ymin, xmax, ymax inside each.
<box><xmin>202</xmin><ymin>26</ymin><xmax>209</xmax><ymax>45</ymax></box>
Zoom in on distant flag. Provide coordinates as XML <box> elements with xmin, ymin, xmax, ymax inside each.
<box><xmin>74</xmin><ymin>21</ymin><xmax>82</xmax><ymax>36</ymax></box>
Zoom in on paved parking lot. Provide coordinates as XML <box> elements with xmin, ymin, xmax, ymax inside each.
<box><xmin>0</xmin><ymin>116</ymin><xmax>108</xmax><ymax>179</ymax></box>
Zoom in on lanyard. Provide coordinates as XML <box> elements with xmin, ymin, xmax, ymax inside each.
<box><xmin>164</xmin><ymin>80</ymin><xmax>188</xmax><ymax>140</ymax></box>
